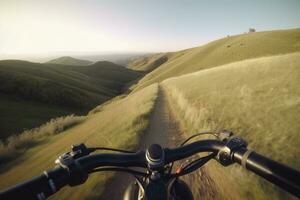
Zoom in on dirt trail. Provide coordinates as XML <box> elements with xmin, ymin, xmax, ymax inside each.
<box><xmin>99</xmin><ymin>86</ymin><xmax>220</xmax><ymax>199</ymax></box>
<box><xmin>140</xmin><ymin>86</ymin><xmax>182</xmax><ymax>149</ymax></box>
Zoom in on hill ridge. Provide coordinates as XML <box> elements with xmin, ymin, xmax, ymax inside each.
<box><xmin>47</xmin><ymin>56</ymin><xmax>93</xmax><ymax>66</ymax></box>
<box><xmin>130</xmin><ymin>28</ymin><xmax>300</xmax><ymax>91</ymax></box>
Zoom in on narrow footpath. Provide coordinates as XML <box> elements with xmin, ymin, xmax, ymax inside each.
<box><xmin>99</xmin><ymin>86</ymin><xmax>221</xmax><ymax>199</ymax></box>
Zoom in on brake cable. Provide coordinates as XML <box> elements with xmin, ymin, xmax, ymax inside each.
<box><xmin>168</xmin><ymin>131</ymin><xmax>218</xmax><ymax>176</ymax></box>
<box><xmin>180</xmin><ymin>131</ymin><xmax>218</xmax><ymax>146</ymax></box>
<box><xmin>89</xmin><ymin>147</ymin><xmax>135</xmax><ymax>154</ymax></box>
<box><xmin>90</xmin><ymin>133</ymin><xmax>218</xmax><ymax>179</ymax></box>
<box><xmin>170</xmin><ymin>153</ymin><xmax>216</xmax><ymax>178</ymax></box>
<box><xmin>89</xmin><ymin>167</ymin><xmax>148</xmax><ymax>177</ymax></box>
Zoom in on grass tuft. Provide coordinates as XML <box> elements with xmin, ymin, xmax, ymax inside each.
<box><xmin>0</xmin><ymin>115</ymin><xmax>85</xmax><ymax>163</ymax></box>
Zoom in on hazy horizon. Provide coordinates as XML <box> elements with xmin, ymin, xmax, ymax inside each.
<box><xmin>1</xmin><ymin>0</ymin><xmax>300</xmax><ymax>61</ymax></box>
<box><xmin>0</xmin><ymin>51</ymin><xmax>152</xmax><ymax>62</ymax></box>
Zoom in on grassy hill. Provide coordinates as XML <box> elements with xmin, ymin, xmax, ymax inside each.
<box><xmin>128</xmin><ymin>53</ymin><xmax>168</xmax><ymax>72</ymax></box>
<box><xmin>162</xmin><ymin>53</ymin><xmax>300</xmax><ymax>200</ymax></box>
<box><xmin>0</xmin><ymin>60</ymin><xmax>142</xmax><ymax>139</ymax></box>
<box><xmin>132</xmin><ymin>28</ymin><xmax>300</xmax><ymax>91</ymax></box>
<box><xmin>47</xmin><ymin>56</ymin><xmax>93</xmax><ymax>66</ymax></box>
<box><xmin>0</xmin><ymin>84</ymin><xmax>158</xmax><ymax>200</ymax></box>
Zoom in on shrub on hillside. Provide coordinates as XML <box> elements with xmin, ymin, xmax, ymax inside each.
<box><xmin>0</xmin><ymin>114</ymin><xmax>86</xmax><ymax>163</ymax></box>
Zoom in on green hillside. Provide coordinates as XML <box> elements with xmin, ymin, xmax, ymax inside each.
<box><xmin>0</xmin><ymin>84</ymin><xmax>158</xmax><ymax>200</ymax></box>
<box><xmin>162</xmin><ymin>53</ymin><xmax>300</xmax><ymax>200</ymax></box>
<box><xmin>47</xmin><ymin>56</ymin><xmax>93</xmax><ymax>66</ymax></box>
<box><xmin>0</xmin><ymin>60</ymin><xmax>142</xmax><ymax>138</ymax></box>
<box><xmin>133</xmin><ymin>28</ymin><xmax>300</xmax><ymax>91</ymax></box>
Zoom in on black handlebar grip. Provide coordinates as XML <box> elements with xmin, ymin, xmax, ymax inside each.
<box><xmin>0</xmin><ymin>167</ymin><xmax>69</xmax><ymax>200</ymax></box>
<box><xmin>233</xmin><ymin>148</ymin><xmax>300</xmax><ymax>198</ymax></box>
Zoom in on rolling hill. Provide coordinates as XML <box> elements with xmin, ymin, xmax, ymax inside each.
<box><xmin>47</xmin><ymin>56</ymin><xmax>93</xmax><ymax>66</ymax></box>
<box><xmin>128</xmin><ymin>53</ymin><xmax>168</xmax><ymax>72</ymax></box>
<box><xmin>0</xmin><ymin>60</ymin><xmax>142</xmax><ymax>138</ymax></box>
<box><xmin>131</xmin><ymin>28</ymin><xmax>300</xmax><ymax>91</ymax></box>
<box><xmin>162</xmin><ymin>52</ymin><xmax>300</xmax><ymax>200</ymax></box>
<box><xmin>77</xmin><ymin>53</ymin><xmax>151</xmax><ymax>66</ymax></box>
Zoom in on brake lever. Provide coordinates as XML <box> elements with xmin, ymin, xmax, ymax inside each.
<box><xmin>217</xmin><ymin>130</ymin><xmax>234</xmax><ymax>142</ymax></box>
<box><xmin>55</xmin><ymin>143</ymin><xmax>91</xmax><ymax>186</ymax></box>
<box><xmin>216</xmin><ymin>134</ymin><xmax>247</xmax><ymax>166</ymax></box>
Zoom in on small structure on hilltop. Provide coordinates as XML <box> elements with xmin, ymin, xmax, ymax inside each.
<box><xmin>249</xmin><ymin>28</ymin><xmax>256</xmax><ymax>33</ymax></box>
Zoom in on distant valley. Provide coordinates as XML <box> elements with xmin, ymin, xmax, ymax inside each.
<box><xmin>0</xmin><ymin>58</ymin><xmax>142</xmax><ymax>138</ymax></box>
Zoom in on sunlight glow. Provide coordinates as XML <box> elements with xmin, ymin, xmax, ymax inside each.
<box><xmin>0</xmin><ymin>0</ymin><xmax>299</xmax><ymax>56</ymax></box>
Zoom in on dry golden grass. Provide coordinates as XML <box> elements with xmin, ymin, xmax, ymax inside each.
<box><xmin>134</xmin><ymin>28</ymin><xmax>300</xmax><ymax>91</ymax></box>
<box><xmin>162</xmin><ymin>53</ymin><xmax>300</xmax><ymax>200</ymax></box>
<box><xmin>128</xmin><ymin>53</ymin><xmax>168</xmax><ymax>72</ymax></box>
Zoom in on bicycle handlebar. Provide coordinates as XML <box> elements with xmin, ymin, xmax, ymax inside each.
<box><xmin>77</xmin><ymin>151</ymin><xmax>147</xmax><ymax>171</ymax></box>
<box><xmin>234</xmin><ymin>148</ymin><xmax>300</xmax><ymax>198</ymax></box>
<box><xmin>0</xmin><ymin>167</ymin><xmax>69</xmax><ymax>200</ymax></box>
<box><xmin>1</xmin><ymin>139</ymin><xmax>300</xmax><ymax>199</ymax></box>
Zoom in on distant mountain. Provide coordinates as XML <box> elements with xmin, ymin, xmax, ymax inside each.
<box><xmin>47</xmin><ymin>56</ymin><xmax>93</xmax><ymax>66</ymax></box>
<box><xmin>77</xmin><ymin>53</ymin><xmax>151</xmax><ymax>66</ymax></box>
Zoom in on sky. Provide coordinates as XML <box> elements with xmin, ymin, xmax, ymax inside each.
<box><xmin>0</xmin><ymin>0</ymin><xmax>300</xmax><ymax>59</ymax></box>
